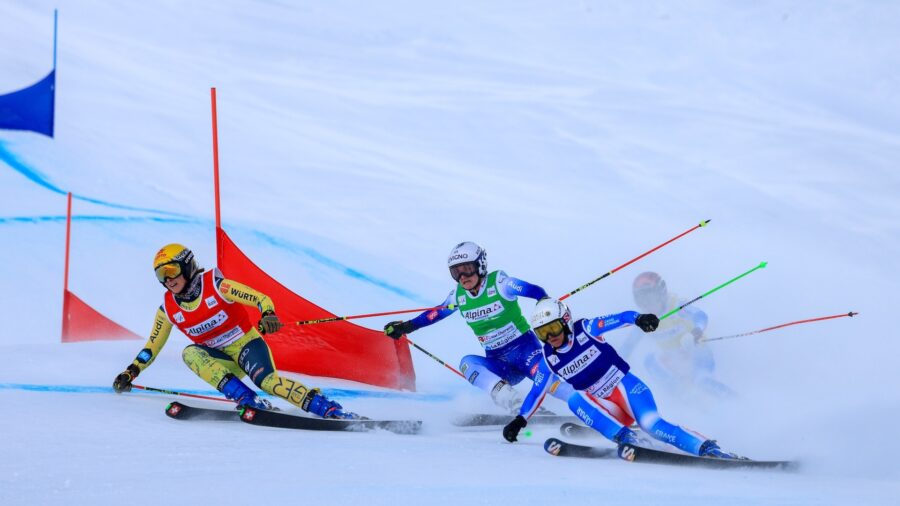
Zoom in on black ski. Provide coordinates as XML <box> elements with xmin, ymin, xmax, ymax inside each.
<box><xmin>544</xmin><ymin>438</ymin><xmax>796</xmax><ymax>470</ymax></box>
<box><xmin>453</xmin><ymin>413</ymin><xmax>579</xmax><ymax>427</ymax></box>
<box><xmin>544</xmin><ymin>437</ymin><xmax>617</xmax><ymax>458</ymax></box>
<box><xmin>165</xmin><ymin>401</ymin><xmax>240</xmax><ymax>421</ymax></box>
<box><xmin>239</xmin><ymin>407</ymin><xmax>422</xmax><ymax>435</ymax></box>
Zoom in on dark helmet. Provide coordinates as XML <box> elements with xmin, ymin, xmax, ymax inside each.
<box><xmin>632</xmin><ymin>271</ymin><xmax>667</xmax><ymax>312</ymax></box>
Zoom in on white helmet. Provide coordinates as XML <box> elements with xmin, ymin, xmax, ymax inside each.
<box><xmin>447</xmin><ymin>241</ymin><xmax>487</xmax><ymax>280</ymax></box>
<box><xmin>531</xmin><ymin>298</ymin><xmax>573</xmax><ymax>342</ymax></box>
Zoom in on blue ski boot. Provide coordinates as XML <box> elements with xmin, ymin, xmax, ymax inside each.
<box><xmin>698</xmin><ymin>440</ymin><xmax>744</xmax><ymax>460</ymax></box>
<box><xmin>614</xmin><ymin>426</ymin><xmax>642</xmax><ymax>461</ymax></box>
<box><xmin>220</xmin><ymin>375</ymin><xmax>273</xmax><ymax>410</ymax></box>
<box><xmin>613</xmin><ymin>426</ymin><xmax>640</xmax><ymax>445</ymax></box>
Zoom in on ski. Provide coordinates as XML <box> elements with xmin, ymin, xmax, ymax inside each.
<box><xmin>453</xmin><ymin>413</ymin><xmax>579</xmax><ymax>427</ymax></box>
<box><xmin>165</xmin><ymin>401</ymin><xmax>240</xmax><ymax>421</ymax></box>
<box><xmin>544</xmin><ymin>437</ymin><xmax>617</xmax><ymax>458</ymax></box>
<box><xmin>560</xmin><ymin>422</ymin><xmax>610</xmax><ymax>440</ymax></box>
<box><xmin>544</xmin><ymin>438</ymin><xmax>796</xmax><ymax>470</ymax></box>
<box><xmin>239</xmin><ymin>407</ymin><xmax>422</xmax><ymax>435</ymax></box>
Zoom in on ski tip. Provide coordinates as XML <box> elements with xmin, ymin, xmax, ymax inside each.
<box><xmin>758</xmin><ymin>261</ymin><xmax>768</xmax><ymax>268</ymax></box>
<box><xmin>544</xmin><ymin>438</ymin><xmax>565</xmax><ymax>456</ymax></box>
<box><xmin>700</xmin><ymin>219</ymin><xmax>711</xmax><ymax>226</ymax></box>
<box><xmin>164</xmin><ymin>401</ymin><xmax>184</xmax><ymax>418</ymax></box>
<box><xmin>848</xmin><ymin>311</ymin><xmax>858</xmax><ymax>317</ymax></box>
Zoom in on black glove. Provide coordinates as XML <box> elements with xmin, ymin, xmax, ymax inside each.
<box><xmin>384</xmin><ymin>320</ymin><xmax>415</xmax><ymax>339</ymax></box>
<box><xmin>503</xmin><ymin>415</ymin><xmax>528</xmax><ymax>443</ymax></box>
<box><xmin>258</xmin><ymin>310</ymin><xmax>284</xmax><ymax>335</ymax></box>
<box><xmin>113</xmin><ymin>364</ymin><xmax>140</xmax><ymax>393</ymax></box>
<box><xmin>635</xmin><ymin>313</ymin><xmax>660</xmax><ymax>332</ymax></box>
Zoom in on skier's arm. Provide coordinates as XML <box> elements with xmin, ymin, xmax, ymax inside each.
<box><xmin>215</xmin><ymin>272</ymin><xmax>284</xmax><ymax>334</ymax></box>
<box><xmin>582</xmin><ymin>311</ymin><xmax>641</xmax><ymax>339</ymax></box>
<box><xmin>406</xmin><ymin>291</ymin><xmax>458</xmax><ymax>330</ymax></box>
<box><xmin>497</xmin><ymin>271</ymin><xmax>549</xmax><ymax>301</ymax></box>
<box><xmin>216</xmin><ymin>274</ymin><xmax>275</xmax><ymax>314</ymax></box>
<box><xmin>518</xmin><ymin>360</ymin><xmax>553</xmax><ymax>419</ymax></box>
<box><xmin>113</xmin><ymin>307</ymin><xmax>174</xmax><ymax>392</ymax></box>
<box><xmin>679</xmin><ymin>305</ymin><xmax>709</xmax><ymax>342</ymax></box>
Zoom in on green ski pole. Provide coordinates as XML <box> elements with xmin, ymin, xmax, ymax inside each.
<box><xmin>661</xmin><ymin>261</ymin><xmax>768</xmax><ymax>321</ymax></box>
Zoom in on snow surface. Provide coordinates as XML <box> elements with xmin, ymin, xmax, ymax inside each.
<box><xmin>2</xmin><ymin>1</ymin><xmax>899</xmax><ymax>504</ymax></box>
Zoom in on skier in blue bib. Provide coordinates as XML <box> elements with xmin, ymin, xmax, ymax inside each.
<box><xmin>384</xmin><ymin>242</ymin><xmax>574</xmax><ymax>418</ymax></box>
<box><xmin>502</xmin><ymin>297</ymin><xmax>741</xmax><ymax>460</ymax></box>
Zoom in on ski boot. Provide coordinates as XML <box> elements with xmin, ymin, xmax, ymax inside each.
<box><xmin>614</xmin><ymin>426</ymin><xmax>642</xmax><ymax>461</ymax></box>
<box><xmin>220</xmin><ymin>375</ymin><xmax>274</xmax><ymax>410</ymax></box>
<box><xmin>491</xmin><ymin>380</ymin><xmax>524</xmax><ymax>414</ymax></box>
<box><xmin>698</xmin><ymin>440</ymin><xmax>746</xmax><ymax>460</ymax></box>
<box><xmin>614</xmin><ymin>426</ymin><xmax>640</xmax><ymax>445</ymax></box>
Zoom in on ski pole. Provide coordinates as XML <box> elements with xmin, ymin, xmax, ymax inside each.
<box><xmin>294</xmin><ymin>305</ymin><xmax>457</xmax><ymax>325</ymax></box>
<box><xmin>403</xmin><ymin>337</ymin><xmax>467</xmax><ymax>379</ymax></box>
<box><xmin>131</xmin><ymin>384</ymin><xmax>234</xmax><ymax>403</ymax></box>
<box><xmin>560</xmin><ymin>220</ymin><xmax>711</xmax><ymax>301</ymax></box>
<box><xmin>700</xmin><ymin>311</ymin><xmax>858</xmax><ymax>343</ymax></box>
<box><xmin>660</xmin><ymin>261</ymin><xmax>768</xmax><ymax>321</ymax></box>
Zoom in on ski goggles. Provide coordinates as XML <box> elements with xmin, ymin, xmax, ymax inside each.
<box><xmin>154</xmin><ymin>262</ymin><xmax>182</xmax><ymax>282</ymax></box>
<box><xmin>449</xmin><ymin>261</ymin><xmax>479</xmax><ymax>281</ymax></box>
<box><xmin>534</xmin><ymin>319</ymin><xmax>567</xmax><ymax>342</ymax></box>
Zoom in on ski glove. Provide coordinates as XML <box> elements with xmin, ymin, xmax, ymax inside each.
<box><xmin>635</xmin><ymin>313</ymin><xmax>660</xmax><ymax>332</ymax></box>
<box><xmin>112</xmin><ymin>364</ymin><xmax>140</xmax><ymax>393</ymax></box>
<box><xmin>384</xmin><ymin>320</ymin><xmax>415</xmax><ymax>339</ymax></box>
<box><xmin>258</xmin><ymin>310</ymin><xmax>284</xmax><ymax>335</ymax></box>
<box><xmin>302</xmin><ymin>388</ymin><xmax>344</xmax><ymax>419</ymax></box>
<box><xmin>503</xmin><ymin>415</ymin><xmax>528</xmax><ymax>443</ymax></box>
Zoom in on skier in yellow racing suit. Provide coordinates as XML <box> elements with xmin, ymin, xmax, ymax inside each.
<box><xmin>111</xmin><ymin>243</ymin><xmax>355</xmax><ymax>418</ymax></box>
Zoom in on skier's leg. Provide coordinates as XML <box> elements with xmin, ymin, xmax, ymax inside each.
<box><xmin>181</xmin><ymin>343</ymin><xmax>269</xmax><ymax>409</ymax></box>
<box><xmin>617</xmin><ymin>373</ymin><xmax>707</xmax><ymax>455</ymax></box>
<box><xmin>459</xmin><ymin>354</ymin><xmax>522</xmax><ymax>411</ymax></box>
<box><xmin>220</xmin><ymin>334</ymin><xmax>317</xmax><ymax>410</ymax></box>
<box><xmin>181</xmin><ymin>343</ymin><xmax>244</xmax><ymax>387</ymax></box>
<box><xmin>567</xmin><ymin>390</ymin><xmax>630</xmax><ymax>443</ymax></box>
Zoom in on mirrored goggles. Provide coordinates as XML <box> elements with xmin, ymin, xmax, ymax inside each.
<box><xmin>534</xmin><ymin>319</ymin><xmax>567</xmax><ymax>342</ymax></box>
<box><xmin>154</xmin><ymin>262</ymin><xmax>182</xmax><ymax>282</ymax></box>
<box><xmin>449</xmin><ymin>261</ymin><xmax>479</xmax><ymax>281</ymax></box>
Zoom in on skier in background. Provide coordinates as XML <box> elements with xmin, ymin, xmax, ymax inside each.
<box><xmin>112</xmin><ymin>243</ymin><xmax>355</xmax><ymax>419</ymax></box>
<box><xmin>503</xmin><ymin>297</ymin><xmax>741</xmax><ymax>460</ymax></box>
<box><xmin>620</xmin><ymin>271</ymin><xmax>734</xmax><ymax>399</ymax></box>
<box><xmin>383</xmin><ymin>241</ymin><xmax>574</xmax><ymax>418</ymax></box>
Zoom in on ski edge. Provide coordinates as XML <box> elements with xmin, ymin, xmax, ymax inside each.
<box><xmin>240</xmin><ymin>407</ymin><xmax>423</xmax><ymax>435</ymax></box>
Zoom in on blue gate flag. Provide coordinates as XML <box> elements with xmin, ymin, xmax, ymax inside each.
<box><xmin>0</xmin><ymin>70</ymin><xmax>56</xmax><ymax>138</ymax></box>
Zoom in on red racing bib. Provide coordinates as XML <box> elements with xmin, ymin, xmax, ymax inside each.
<box><xmin>163</xmin><ymin>270</ymin><xmax>253</xmax><ymax>348</ymax></box>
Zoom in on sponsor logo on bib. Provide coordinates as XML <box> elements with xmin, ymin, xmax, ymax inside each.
<box><xmin>462</xmin><ymin>301</ymin><xmax>504</xmax><ymax>323</ymax></box>
<box><xmin>205</xmin><ymin>296</ymin><xmax>218</xmax><ymax>308</ymax></box>
<box><xmin>173</xmin><ymin>312</ymin><xmax>185</xmax><ymax>324</ymax></box>
<box><xmin>558</xmin><ymin>346</ymin><xmax>601</xmax><ymax>379</ymax></box>
<box><xmin>185</xmin><ymin>310</ymin><xmax>229</xmax><ymax>337</ymax></box>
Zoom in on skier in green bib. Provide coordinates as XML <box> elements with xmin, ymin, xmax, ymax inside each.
<box><xmin>384</xmin><ymin>241</ymin><xmax>574</xmax><ymax>418</ymax></box>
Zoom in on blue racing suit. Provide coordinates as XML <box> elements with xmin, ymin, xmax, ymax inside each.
<box><xmin>544</xmin><ymin>312</ymin><xmax>711</xmax><ymax>455</ymax></box>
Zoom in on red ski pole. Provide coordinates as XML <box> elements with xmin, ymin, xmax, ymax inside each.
<box><xmin>131</xmin><ymin>384</ymin><xmax>234</xmax><ymax>403</ymax></box>
<box><xmin>701</xmin><ymin>312</ymin><xmax>858</xmax><ymax>343</ymax></box>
